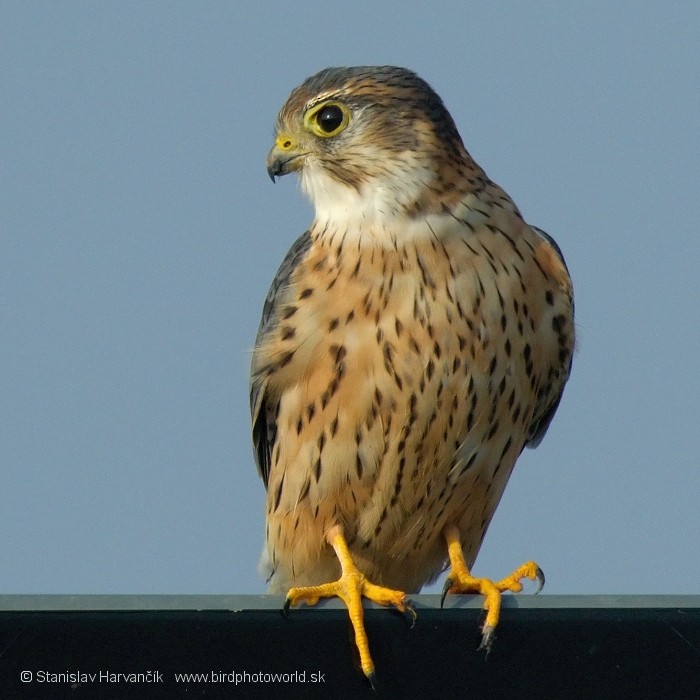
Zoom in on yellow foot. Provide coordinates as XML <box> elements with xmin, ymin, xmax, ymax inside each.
<box><xmin>283</xmin><ymin>526</ymin><xmax>415</xmax><ymax>686</ymax></box>
<box><xmin>440</xmin><ymin>526</ymin><xmax>544</xmax><ymax>651</ymax></box>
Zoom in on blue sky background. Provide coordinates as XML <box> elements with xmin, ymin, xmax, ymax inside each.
<box><xmin>2</xmin><ymin>3</ymin><xmax>698</xmax><ymax>597</ymax></box>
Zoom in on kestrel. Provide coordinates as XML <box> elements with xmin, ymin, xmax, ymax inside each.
<box><xmin>250</xmin><ymin>66</ymin><xmax>574</xmax><ymax>683</ymax></box>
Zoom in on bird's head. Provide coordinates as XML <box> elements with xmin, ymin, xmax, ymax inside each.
<box><xmin>267</xmin><ymin>66</ymin><xmax>477</xmax><ymax>225</ymax></box>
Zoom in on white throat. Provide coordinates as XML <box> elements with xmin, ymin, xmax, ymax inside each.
<box><xmin>300</xmin><ymin>160</ymin><xmax>437</xmax><ymax>247</ymax></box>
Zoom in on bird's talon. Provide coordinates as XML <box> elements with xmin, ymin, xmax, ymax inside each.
<box><xmin>440</xmin><ymin>577</ymin><xmax>453</xmax><ymax>608</ymax></box>
<box><xmin>282</xmin><ymin>598</ymin><xmax>291</xmax><ymax>618</ymax></box>
<box><xmin>479</xmin><ymin>625</ymin><xmax>495</xmax><ymax>654</ymax></box>
<box><xmin>534</xmin><ymin>566</ymin><xmax>545</xmax><ymax>594</ymax></box>
<box><xmin>366</xmin><ymin>670</ymin><xmax>377</xmax><ymax>691</ymax></box>
<box><xmin>403</xmin><ymin>600</ymin><xmax>417</xmax><ymax>628</ymax></box>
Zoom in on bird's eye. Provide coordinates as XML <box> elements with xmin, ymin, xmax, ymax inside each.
<box><xmin>305</xmin><ymin>101</ymin><xmax>350</xmax><ymax>138</ymax></box>
<box><xmin>317</xmin><ymin>105</ymin><xmax>344</xmax><ymax>132</ymax></box>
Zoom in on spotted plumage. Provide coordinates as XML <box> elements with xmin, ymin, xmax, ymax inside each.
<box><xmin>250</xmin><ymin>66</ymin><xmax>574</xmax><ymax>680</ymax></box>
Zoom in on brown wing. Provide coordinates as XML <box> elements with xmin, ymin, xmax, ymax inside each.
<box><xmin>250</xmin><ymin>231</ymin><xmax>312</xmax><ymax>487</ymax></box>
<box><xmin>525</xmin><ymin>226</ymin><xmax>574</xmax><ymax>448</ymax></box>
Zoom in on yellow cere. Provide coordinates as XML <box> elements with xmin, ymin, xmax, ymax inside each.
<box><xmin>274</xmin><ymin>133</ymin><xmax>296</xmax><ymax>151</ymax></box>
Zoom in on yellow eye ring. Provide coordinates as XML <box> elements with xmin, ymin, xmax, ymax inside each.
<box><xmin>304</xmin><ymin>101</ymin><xmax>350</xmax><ymax>138</ymax></box>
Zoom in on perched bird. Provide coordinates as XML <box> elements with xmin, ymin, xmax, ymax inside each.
<box><xmin>250</xmin><ymin>66</ymin><xmax>574</xmax><ymax>683</ymax></box>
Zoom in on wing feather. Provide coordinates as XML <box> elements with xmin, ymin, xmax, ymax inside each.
<box><xmin>250</xmin><ymin>231</ymin><xmax>312</xmax><ymax>486</ymax></box>
<box><xmin>525</xmin><ymin>226</ymin><xmax>573</xmax><ymax>448</ymax></box>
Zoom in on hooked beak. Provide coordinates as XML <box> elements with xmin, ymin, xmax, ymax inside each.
<box><xmin>266</xmin><ymin>134</ymin><xmax>307</xmax><ymax>182</ymax></box>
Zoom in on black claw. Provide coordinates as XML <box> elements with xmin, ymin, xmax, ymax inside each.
<box><xmin>282</xmin><ymin>597</ymin><xmax>291</xmax><ymax>618</ymax></box>
<box><xmin>478</xmin><ymin>625</ymin><xmax>495</xmax><ymax>655</ymax></box>
<box><xmin>534</xmin><ymin>566</ymin><xmax>545</xmax><ymax>594</ymax></box>
<box><xmin>404</xmin><ymin>600</ymin><xmax>418</xmax><ymax>629</ymax></box>
<box><xmin>440</xmin><ymin>577</ymin><xmax>453</xmax><ymax>609</ymax></box>
<box><xmin>366</xmin><ymin>670</ymin><xmax>377</xmax><ymax>692</ymax></box>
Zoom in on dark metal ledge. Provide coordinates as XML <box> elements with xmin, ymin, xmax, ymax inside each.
<box><xmin>1</xmin><ymin>595</ymin><xmax>699</xmax><ymax>698</ymax></box>
<box><xmin>2</xmin><ymin>593</ymin><xmax>699</xmax><ymax>611</ymax></box>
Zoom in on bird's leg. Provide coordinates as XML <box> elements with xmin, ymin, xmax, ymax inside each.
<box><xmin>284</xmin><ymin>524</ymin><xmax>414</xmax><ymax>684</ymax></box>
<box><xmin>440</xmin><ymin>525</ymin><xmax>544</xmax><ymax>651</ymax></box>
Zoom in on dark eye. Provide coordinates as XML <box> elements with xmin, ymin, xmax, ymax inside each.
<box><xmin>316</xmin><ymin>105</ymin><xmax>344</xmax><ymax>133</ymax></box>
